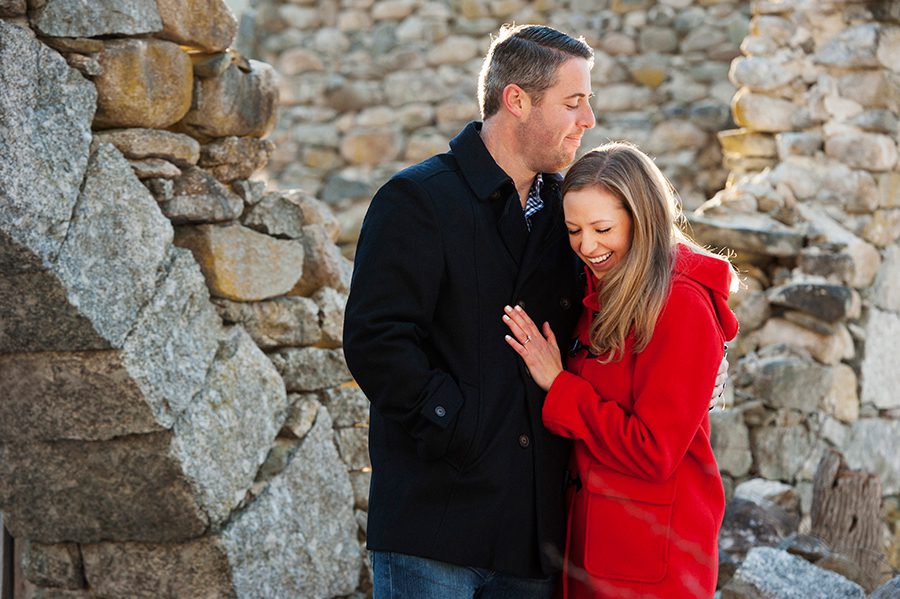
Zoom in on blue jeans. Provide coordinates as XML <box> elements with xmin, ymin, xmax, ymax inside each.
<box><xmin>371</xmin><ymin>551</ymin><xmax>556</xmax><ymax>599</ymax></box>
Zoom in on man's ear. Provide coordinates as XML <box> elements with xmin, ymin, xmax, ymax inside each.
<box><xmin>501</xmin><ymin>83</ymin><xmax>530</xmax><ymax>118</ymax></box>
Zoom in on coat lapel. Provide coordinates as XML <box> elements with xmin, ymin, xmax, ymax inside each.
<box><xmin>497</xmin><ymin>193</ymin><xmax>529</xmax><ymax>267</ymax></box>
<box><xmin>514</xmin><ymin>177</ymin><xmax>564</xmax><ymax>294</ymax></box>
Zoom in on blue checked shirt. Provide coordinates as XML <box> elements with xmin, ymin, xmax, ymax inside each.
<box><xmin>523</xmin><ymin>173</ymin><xmax>544</xmax><ymax>231</ymax></box>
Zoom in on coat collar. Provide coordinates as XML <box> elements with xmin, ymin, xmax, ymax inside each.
<box><xmin>449</xmin><ymin>122</ymin><xmax>514</xmax><ymax>202</ymax></box>
<box><xmin>448</xmin><ymin>121</ymin><xmax>565</xmax><ymax>204</ymax></box>
<box><xmin>450</xmin><ymin>122</ymin><xmax>568</xmax><ymax>289</ymax></box>
<box><xmin>582</xmin><ymin>265</ymin><xmax>602</xmax><ymax>313</ymax></box>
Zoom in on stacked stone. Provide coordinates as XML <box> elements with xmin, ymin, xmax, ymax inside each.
<box><xmin>247</xmin><ymin>0</ymin><xmax>748</xmax><ymax>254</ymax></box>
<box><xmin>690</xmin><ymin>0</ymin><xmax>900</xmax><ymax>588</ymax></box>
<box><xmin>0</xmin><ymin>2</ymin><xmax>362</xmax><ymax>597</ymax></box>
<box><xmin>716</xmin><ymin>475</ymin><xmax>900</xmax><ymax>595</ymax></box>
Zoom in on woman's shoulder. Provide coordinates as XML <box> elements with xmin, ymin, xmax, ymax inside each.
<box><xmin>664</xmin><ymin>278</ymin><xmax>714</xmax><ymax>318</ymax></box>
<box><xmin>666</xmin><ymin>246</ymin><xmax>739</xmax><ymax>339</ymax></box>
<box><xmin>673</xmin><ymin>245</ymin><xmax>734</xmax><ymax>297</ymax></box>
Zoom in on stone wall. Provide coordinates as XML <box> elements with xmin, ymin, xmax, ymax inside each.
<box><xmin>242</xmin><ymin>0</ymin><xmax>900</xmax><ymax>593</ymax></box>
<box><xmin>2</xmin><ymin>0</ymin><xmax>899</xmax><ymax>596</ymax></box>
<box><xmin>692</xmin><ymin>0</ymin><xmax>900</xmax><ymax>591</ymax></box>
<box><xmin>247</xmin><ymin>0</ymin><xmax>750</xmax><ymax>254</ymax></box>
<box><xmin>0</xmin><ymin>2</ymin><xmax>365</xmax><ymax>597</ymax></box>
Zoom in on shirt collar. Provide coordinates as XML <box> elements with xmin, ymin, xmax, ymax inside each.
<box><xmin>524</xmin><ymin>174</ymin><xmax>544</xmax><ymax>214</ymax></box>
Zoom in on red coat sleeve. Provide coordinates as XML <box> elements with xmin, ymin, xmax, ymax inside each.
<box><xmin>542</xmin><ymin>283</ymin><xmax>725</xmax><ymax>482</ymax></box>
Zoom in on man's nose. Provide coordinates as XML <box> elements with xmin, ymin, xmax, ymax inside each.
<box><xmin>580</xmin><ymin>101</ymin><xmax>596</xmax><ymax>129</ymax></box>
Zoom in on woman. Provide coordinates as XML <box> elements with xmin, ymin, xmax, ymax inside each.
<box><xmin>502</xmin><ymin>142</ymin><xmax>738</xmax><ymax>598</ymax></box>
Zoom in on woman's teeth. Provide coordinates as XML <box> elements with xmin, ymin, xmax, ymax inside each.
<box><xmin>588</xmin><ymin>252</ymin><xmax>612</xmax><ymax>264</ymax></box>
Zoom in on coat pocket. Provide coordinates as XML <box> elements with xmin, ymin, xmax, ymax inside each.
<box><xmin>582</xmin><ymin>465</ymin><xmax>677</xmax><ymax>583</ymax></box>
<box><xmin>443</xmin><ymin>381</ymin><xmax>481</xmax><ymax>471</ymax></box>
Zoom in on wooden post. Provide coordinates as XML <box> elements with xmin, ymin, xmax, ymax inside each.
<box><xmin>1</xmin><ymin>514</ymin><xmax>12</xmax><ymax>599</ymax></box>
<box><xmin>811</xmin><ymin>448</ymin><xmax>885</xmax><ymax>591</ymax></box>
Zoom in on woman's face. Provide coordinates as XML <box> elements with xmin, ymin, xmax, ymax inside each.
<box><xmin>564</xmin><ymin>186</ymin><xmax>633</xmax><ymax>280</ymax></box>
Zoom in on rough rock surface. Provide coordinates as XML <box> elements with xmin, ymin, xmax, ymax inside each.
<box><xmin>120</xmin><ymin>248</ymin><xmax>223</xmax><ymax>425</ymax></box>
<box><xmin>55</xmin><ymin>144</ymin><xmax>173</xmax><ymax>348</ymax></box>
<box><xmin>843</xmin><ymin>419</ymin><xmax>900</xmax><ymax>495</ymax></box>
<box><xmin>158</xmin><ymin>167</ymin><xmax>245</xmax><ymax>224</ymax></box>
<box><xmin>241</xmin><ymin>192</ymin><xmax>307</xmax><ymax>239</ymax></box>
<box><xmin>860</xmin><ymin>309</ymin><xmax>900</xmax><ymax>410</ymax></box>
<box><xmin>29</xmin><ymin>0</ymin><xmax>162</xmax><ymax>38</ymax></box>
<box><xmin>93</xmin><ymin>128</ymin><xmax>201</xmax><ymax>167</ymax></box>
<box><xmin>174</xmin><ymin>223</ymin><xmax>304</xmax><ymax>301</ymax></box>
<box><xmin>21</xmin><ymin>542</ymin><xmax>85</xmax><ymax>590</ymax></box>
<box><xmin>222</xmin><ymin>409</ymin><xmax>361</xmax><ymax>598</ymax></box>
<box><xmin>722</xmin><ymin>547</ymin><xmax>865</xmax><ymax>598</ymax></box>
<box><xmin>214</xmin><ymin>296</ymin><xmax>320</xmax><ymax>349</ymax></box>
<box><xmin>171</xmin><ymin>326</ymin><xmax>287</xmax><ymax>524</ymax></box>
<box><xmin>93</xmin><ymin>39</ymin><xmax>193</xmax><ymax>130</ymax></box>
<box><xmin>0</xmin><ymin>432</ymin><xmax>209</xmax><ymax>544</ymax></box>
<box><xmin>81</xmin><ymin>537</ymin><xmax>233</xmax><ymax>598</ymax></box>
<box><xmin>269</xmin><ymin>348</ymin><xmax>352</xmax><ymax>392</ymax></box>
<box><xmin>176</xmin><ymin>60</ymin><xmax>278</xmax><ymax>141</ymax></box>
<box><xmin>0</xmin><ymin>21</ymin><xmax>95</xmax><ymax>272</ymax></box>
<box><xmin>155</xmin><ymin>0</ymin><xmax>237</xmax><ymax>52</ymax></box>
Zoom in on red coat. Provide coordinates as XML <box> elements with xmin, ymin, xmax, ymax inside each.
<box><xmin>543</xmin><ymin>245</ymin><xmax>739</xmax><ymax>598</ymax></box>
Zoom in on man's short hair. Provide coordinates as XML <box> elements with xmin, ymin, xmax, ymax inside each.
<box><xmin>478</xmin><ymin>24</ymin><xmax>594</xmax><ymax>120</ymax></box>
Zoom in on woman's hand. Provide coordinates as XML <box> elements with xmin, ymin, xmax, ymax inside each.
<box><xmin>502</xmin><ymin>304</ymin><xmax>564</xmax><ymax>392</ymax></box>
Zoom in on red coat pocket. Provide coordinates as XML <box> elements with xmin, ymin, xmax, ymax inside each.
<box><xmin>582</xmin><ymin>465</ymin><xmax>677</xmax><ymax>583</ymax></box>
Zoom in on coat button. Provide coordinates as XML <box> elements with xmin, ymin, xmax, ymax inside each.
<box><xmin>518</xmin><ymin>434</ymin><xmax>530</xmax><ymax>448</ymax></box>
<box><xmin>560</xmin><ymin>297</ymin><xmax>571</xmax><ymax>310</ymax></box>
<box><xmin>434</xmin><ymin>406</ymin><xmax>446</xmax><ymax>417</ymax></box>
<box><xmin>517</xmin><ymin>300</ymin><xmax>526</xmax><ymax>309</ymax></box>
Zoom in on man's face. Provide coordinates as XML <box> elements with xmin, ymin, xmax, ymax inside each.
<box><xmin>517</xmin><ymin>58</ymin><xmax>596</xmax><ymax>174</ymax></box>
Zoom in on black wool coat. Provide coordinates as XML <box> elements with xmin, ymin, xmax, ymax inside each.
<box><xmin>343</xmin><ymin>122</ymin><xmax>583</xmax><ymax>578</ymax></box>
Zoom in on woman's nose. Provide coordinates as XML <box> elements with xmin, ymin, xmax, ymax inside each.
<box><xmin>581</xmin><ymin>236</ymin><xmax>596</xmax><ymax>255</ymax></box>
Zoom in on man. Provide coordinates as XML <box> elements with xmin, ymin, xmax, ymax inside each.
<box><xmin>343</xmin><ymin>24</ymin><xmax>724</xmax><ymax>598</ymax></box>
<box><xmin>344</xmin><ymin>24</ymin><xmax>594</xmax><ymax>598</ymax></box>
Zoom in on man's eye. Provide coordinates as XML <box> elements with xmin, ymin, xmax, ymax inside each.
<box><xmin>565</xmin><ymin>104</ymin><xmax>578</xmax><ymax>109</ymax></box>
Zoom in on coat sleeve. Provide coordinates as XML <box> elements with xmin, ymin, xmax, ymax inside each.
<box><xmin>542</xmin><ymin>284</ymin><xmax>724</xmax><ymax>482</ymax></box>
<box><xmin>343</xmin><ymin>175</ymin><xmax>469</xmax><ymax>464</ymax></box>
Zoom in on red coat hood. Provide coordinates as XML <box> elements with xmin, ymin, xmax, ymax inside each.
<box><xmin>581</xmin><ymin>244</ymin><xmax>739</xmax><ymax>343</ymax></box>
<box><xmin>672</xmin><ymin>244</ymin><xmax>739</xmax><ymax>341</ymax></box>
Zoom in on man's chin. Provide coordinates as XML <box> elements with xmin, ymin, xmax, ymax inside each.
<box><xmin>533</xmin><ymin>149</ymin><xmax>578</xmax><ymax>174</ymax></box>
<box><xmin>550</xmin><ymin>153</ymin><xmax>577</xmax><ymax>173</ymax></box>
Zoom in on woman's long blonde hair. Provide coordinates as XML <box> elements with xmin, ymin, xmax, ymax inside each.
<box><xmin>562</xmin><ymin>141</ymin><xmax>709</xmax><ymax>362</ymax></box>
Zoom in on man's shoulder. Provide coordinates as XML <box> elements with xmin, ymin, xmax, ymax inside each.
<box><xmin>391</xmin><ymin>152</ymin><xmax>459</xmax><ymax>187</ymax></box>
<box><xmin>371</xmin><ymin>152</ymin><xmax>468</xmax><ymax>215</ymax></box>
<box><xmin>377</xmin><ymin>153</ymin><xmax>467</xmax><ymax>207</ymax></box>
